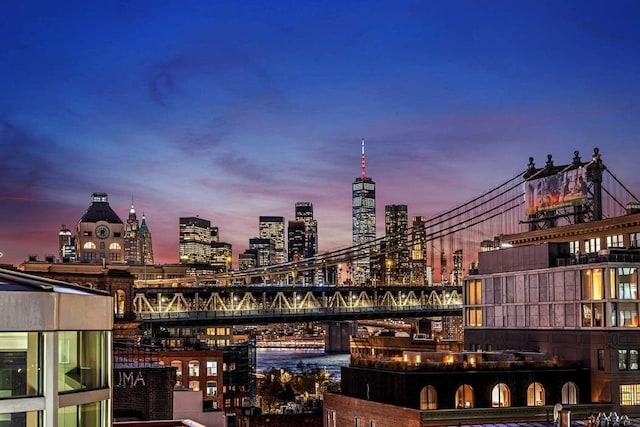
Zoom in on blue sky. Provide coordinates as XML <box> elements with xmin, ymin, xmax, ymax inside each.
<box><xmin>1</xmin><ymin>0</ymin><xmax>640</xmax><ymax>266</ymax></box>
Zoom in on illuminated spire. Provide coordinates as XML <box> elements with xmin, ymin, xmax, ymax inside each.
<box><xmin>130</xmin><ymin>195</ymin><xmax>135</xmax><ymax>214</ymax></box>
<box><xmin>361</xmin><ymin>138</ymin><xmax>366</xmax><ymax>179</ymax></box>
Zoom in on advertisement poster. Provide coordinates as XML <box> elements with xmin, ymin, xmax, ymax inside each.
<box><xmin>525</xmin><ymin>168</ymin><xmax>588</xmax><ymax>215</ymax></box>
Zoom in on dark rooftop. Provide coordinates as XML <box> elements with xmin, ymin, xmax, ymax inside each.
<box><xmin>79</xmin><ymin>196</ymin><xmax>123</xmax><ymax>224</ymax></box>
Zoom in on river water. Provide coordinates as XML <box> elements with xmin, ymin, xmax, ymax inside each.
<box><xmin>256</xmin><ymin>348</ymin><xmax>350</xmax><ymax>380</ymax></box>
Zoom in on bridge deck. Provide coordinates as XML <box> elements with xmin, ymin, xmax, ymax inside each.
<box><xmin>133</xmin><ymin>285</ymin><xmax>463</xmax><ymax>326</ymax></box>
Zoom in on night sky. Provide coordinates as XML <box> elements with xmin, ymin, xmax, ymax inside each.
<box><xmin>1</xmin><ymin>1</ymin><xmax>640</xmax><ymax>266</ymax></box>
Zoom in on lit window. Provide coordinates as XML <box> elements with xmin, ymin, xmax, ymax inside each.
<box><xmin>562</xmin><ymin>382</ymin><xmax>578</xmax><ymax>404</ymax></box>
<box><xmin>631</xmin><ymin>350</ymin><xmax>639</xmax><ymax>370</ymax></box>
<box><xmin>109</xmin><ymin>242</ymin><xmax>121</xmax><ymax>250</ymax></box>
<box><xmin>569</xmin><ymin>241</ymin><xmax>580</xmax><ymax>254</ymax></box>
<box><xmin>620</xmin><ymin>350</ymin><xmax>629</xmax><ymax>370</ymax></box>
<box><xmin>582</xmin><ymin>304</ymin><xmax>592</xmax><ymax>327</ymax></box>
<box><xmin>618</xmin><ymin>268</ymin><xmax>638</xmax><ymax>300</ymax></box>
<box><xmin>607</xmin><ymin>235</ymin><xmax>624</xmax><ymax>248</ymax></box>
<box><xmin>206</xmin><ymin>381</ymin><xmax>217</xmax><ymax>397</ymax></box>
<box><xmin>420</xmin><ymin>385</ymin><xmax>437</xmax><ymax>410</ymax></box>
<box><xmin>455</xmin><ymin>384</ymin><xmax>474</xmax><ymax>408</ymax></box>
<box><xmin>620</xmin><ymin>384</ymin><xmax>640</xmax><ymax>406</ymax></box>
<box><xmin>584</xmin><ymin>238</ymin><xmax>601</xmax><ymax>253</ymax></box>
<box><xmin>492</xmin><ymin>383</ymin><xmax>510</xmax><ymax>407</ymax></box>
<box><xmin>206</xmin><ymin>360</ymin><xmax>218</xmax><ymax>376</ymax></box>
<box><xmin>83</xmin><ymin>242</ymin><xmax>96</xmax><ymax>250</ymax></box>
<box><xmin>527</xmin><ymin>382</ymin><xmax>545</xmax><ymax>406</ymax></box>
<box><xmin>619</xmin><ymin>303</ymin><xmax>639</xmax><ymax>327</ymax></box>
<box><xmin>189</xmin><ymin>360</ymin><xmax>200</xmax><ymax>377</ymax></box>
<box><xmin>581</xmin><ymin>269</ymin><xmax>604</xmax><ymax>300</ymax></box>
<box><xmin>327</xmin><ymin>410</ymin><xmax>336</xmax><ymax>427</ymax></box>
<box><xmin>171</xmin><ymin>360</ymin><xmax>183</xmax><ymax>385</ymax></box>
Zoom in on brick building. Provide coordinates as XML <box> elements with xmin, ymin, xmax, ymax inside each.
<box><xmin>113</xmin><ymin>366</ymin><xmax>176</xmax><ymax>421</ymax></box>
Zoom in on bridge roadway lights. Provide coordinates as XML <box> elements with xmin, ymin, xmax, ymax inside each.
<box><xmin>132</xmin><ymin>285</ymin><xmax>463</xmax><ymax>326</ymax></box>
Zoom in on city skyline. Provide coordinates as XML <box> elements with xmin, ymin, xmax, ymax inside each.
<box><xmin>2</xmin><ymin>1</ymin><xmax>640</xmax><ymax>266</ymax></box>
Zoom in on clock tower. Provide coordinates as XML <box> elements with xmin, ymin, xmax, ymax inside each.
<box><xmin>76</xmin><ymin>192</ymin><xmax>126</xmax><ymax>264</ymax></box>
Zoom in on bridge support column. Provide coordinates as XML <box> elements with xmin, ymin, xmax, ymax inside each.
<box><xmin>324</xmin><ymin>321</ymin><xmax>357</xmax><ymax>353</ymax></box>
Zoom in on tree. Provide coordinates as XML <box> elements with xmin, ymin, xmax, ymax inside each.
<box><xmin>257</xmin><ymin>365</ymin><xmax>340</xmax><ymax>413</ymax></box>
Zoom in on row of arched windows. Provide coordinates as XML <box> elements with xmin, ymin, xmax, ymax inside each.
<box><xmin>83</xmin><ymin>242</ymin><xmax>121</xmax><ymax>250</ymax></box>
<box><xmin>419</xmin><ymin>382</ymin><xmax>579</xmax><ymax>410</ymax></box>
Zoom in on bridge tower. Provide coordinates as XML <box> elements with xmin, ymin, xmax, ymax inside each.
<box><xmin>523</xmin><ymin>148</ymin><xmax>603</xmax><ymax>231</ymax></box>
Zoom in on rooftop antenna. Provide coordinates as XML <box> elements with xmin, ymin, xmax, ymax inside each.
<box><xmin>361</xmin><ymin>138</ymin><xmax>366</xmax><ymax>179</ymax></box>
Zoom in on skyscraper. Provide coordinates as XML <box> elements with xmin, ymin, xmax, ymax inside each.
<box><xmin>249</xmin><ymin>237</ymin><xmax>274</xmax><ymax>267</ymax></box>
<box><xmin>295</xmin><ymin>202</ymin><xmax>318</xmax><ymax>258</ymax></box>
<box><xmin>259</xmin><ymin>216</ymin><xmax>285</xmax><ymax>264</ymax></box>
<box><xmin>385</xmin><ymin>205</ymin><xmax>410</xmax><ymax>284</ymax></box>
<box><xmin>58</xmin><ymin>224</ymin><xmax>75</xmax><ymax>262</ymax></box>
<box><xmin>211</xmin><ymin>242</ymin><xmax>232</xmax><ymax>272</ymax></box>
<box><xmin>411</xmin><ymin>216</ymin><xmax>428</xmax><ymax>285</ymax></box>
<box><xmin>179</xmin><ymin>217</ymin><xmax>211</xmax><ymax>265</ymax></box>
<box><xmin>124</xmin><ymin>203</ymin><xmax>154</xmax><ymax>265</ymax></box>
<box><xmin>124</xmin><ymin>203</ymin><xmax>140</xmax><ymax>264</ymax></box>
<box><xmin>139</xmin><ymin>212</ymin><xmax>154</xmax><ymax>265</ymax></box>
<box><xmin>287</xmin><ymin>202</ymin><xmax>319</xmax><ymax>284</ymax></box>
<box><xmin>352</xmin><ymin>139</ymin><xmax>376</xmax><ymax>285</ymax></box>
<box><xmin>287</xmin><ymin>220</ymin><xmax>306</xmax><ymax>262</ymax></box>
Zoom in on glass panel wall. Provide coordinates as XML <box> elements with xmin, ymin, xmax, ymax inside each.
<box><xmin>58</xmin><ymin>331</ymin><xmax>108</xmax><ymax>393</ymax></box>
<box><xmin>618</xmin><ymin>268</ymin><xmax>638</xmax><ymax>300</ymax></box>
<box><xmin>619</xmin><ymin>303</ymin><xmax>639</xmax><ymax>327</ymax></box>
<box><xmin>581</xmin><ymin>269</ymin><xmax>604</xmax><ymax>300</ymax></box>
<box><xmin>0</xmin><ymin>410</ymin><xmax>41</xmax><ymax>427</ymax></box>
<box><xmin>0</xmin><ymin>332</ymin><xmax>41</xmax><ymax>399</ymax></box>
<box><xmin>58</xmin><ymin>401</ymin><xmax>106</xmax><ymax>427</ymax></box>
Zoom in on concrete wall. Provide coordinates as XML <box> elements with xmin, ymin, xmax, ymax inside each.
<box><xmin>0</xmin><ymin>291</ymin><xmax>112</xmax><ymax>331</ymax></box>
<box><xmin>173</xmin><ymin>390</ymin><xmax>225</xmax><ymax>427</ymax></box>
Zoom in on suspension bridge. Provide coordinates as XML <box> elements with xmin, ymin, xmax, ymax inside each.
<box><xmin>132</xmin><ymin>148</ymin><xmax>639</xmax><ymax>327</ymax></box>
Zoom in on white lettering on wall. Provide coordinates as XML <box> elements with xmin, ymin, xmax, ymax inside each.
<box><xmin>116</xmin><ymin>371</ymin><xmax>146</xmax><ymax>388</ymax></box>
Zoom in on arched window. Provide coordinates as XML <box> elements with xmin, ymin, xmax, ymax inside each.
<box><xmin>562</xmin><ymin>382</ymin><xmax>578</xmax><ymax>404</ymax></box>
<box><xmin>455</xmin><ymin>384</ymin><xmax>474</xmax><ymax>408</ymax></box>
<box><xmin>171</xmin><ymin>360</ymin><xmax>183</xmax><ymax>385</ymax></box>
<box><xmin>189</xmin><ymin>360</ymin><xmax>200</xmax><ymax>377</ymax></box>
<box><xmin>83</xmin><ymin>242</ymin><xmax>96</xmax><ymax>249</ymax></box>
<box><xmin>115</xmin><ymin>289</ymin><xmax>126</xmax><ymax>317</ymax></box>
<box><xmin>527</xmin><ymin>382</ymin><xmax>545</xmax><ymax>406</ymax></box>
<box><xmin>420</xmin><ymin>385</ymin><xmax>437</xmax><ymax>410</ymax></box>
<box><xmin>109</xmin><ymin>242</ymin><xmax>121</xmax><ymax>250</ymax></box>
<box><xmin>491</xmin><ymin>383</ymin><xmax>510</xmax><ymax>407</ymax></box>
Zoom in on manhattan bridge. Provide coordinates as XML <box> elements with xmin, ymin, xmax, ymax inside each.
<box><xmin>133</xmin><ymin>148</ymin><xmax>638</xmax><ymax>330</ymax></box>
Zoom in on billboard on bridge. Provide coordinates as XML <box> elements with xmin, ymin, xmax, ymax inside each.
<box><xmin>525</xmin><ymin>167</ymin><xmax>588</xmax><ymax>215</ymax></box>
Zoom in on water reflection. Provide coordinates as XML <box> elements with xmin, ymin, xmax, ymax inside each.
<box><xmin>256</xmin><ymin>348</ymin><xmax>349</xmax><ymax>380</ymax></box>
